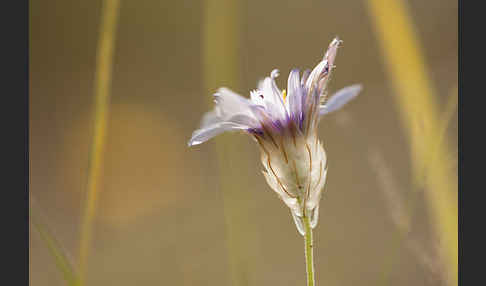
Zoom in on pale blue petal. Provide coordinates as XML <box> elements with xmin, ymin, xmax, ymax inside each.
<box><xmin>287</xmin><ymin>68</ymin><xmax>303</xmax><ymax>119</ymax></box>
<box><xmin>319</xmin><ymin>84</ymin><xmax>362</xmax><ymax>116</ymax></box>
<box><xmin>187</xmin><ymin>122</ymin><xmax>248</xmax><ymax>146</ymax></box>
<box><xmin>301</xmin><ymin>69</ymin><xmax>311</xmax><ymax>86</ymax></box>
<box><xmin>305</xmin><ymin>59</ymin><xmax>328</xmax><ymax>92</ymax></box>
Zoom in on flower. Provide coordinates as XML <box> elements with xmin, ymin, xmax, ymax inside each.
<box><xmin>188</xmin><ymin>37</ymin><xmax>362</xmax><ymax>235</ymax></box>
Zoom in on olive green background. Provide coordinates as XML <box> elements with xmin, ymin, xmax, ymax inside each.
<box><xmin>30</xmin><ymin>0</ymin><xmax>457</xmax><ymax>285</ymax></box>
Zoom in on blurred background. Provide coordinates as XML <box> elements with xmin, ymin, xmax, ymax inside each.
<box><xmin>29</xmin><ymin>0</ymin><xmax>457</xmax><ymax>285</ymax></box>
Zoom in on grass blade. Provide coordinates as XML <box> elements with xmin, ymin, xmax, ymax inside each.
<box><xmin>202</xmin><ymin>0</ymin><xmax>262</xmax><ymax>284</ymax></box>
<box><xmin>31</xmin><ymin>202</ymin><xmax>79</xmax><ymax>286</ymax></box>
<box><xmin>365</xmin><ymin>0</ymin><xmax>458</xmax><ymax>285</ymax></box>
<box><xmin>78</xmin><ymin>0</ymin><xmax>121</xmax><ymax>283</ymax></box>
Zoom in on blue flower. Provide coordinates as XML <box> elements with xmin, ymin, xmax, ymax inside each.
<box><xmin>189</xmin><ymin>37</ymin><xmax>362</xmax><ymax>234</ymax></box>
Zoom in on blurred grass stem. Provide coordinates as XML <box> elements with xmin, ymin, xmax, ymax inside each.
<box><xmin>31</xmin><ymin>200</ymin><xmax>80</xmax><ymax>286</ymax></box>
<box><xmin>203</xmin><ymin>0</ymin><xmax>261</xmax><ymax>285</ymax></box>
<box><xmin>78</xmin><ymin>0</ymin><xmax>120</xmax><ymax>283</ymax></box>
<box><xmin>366</xmin><ymin>0</ymin><xmax>457</xmax><ymax>284</ymax></box>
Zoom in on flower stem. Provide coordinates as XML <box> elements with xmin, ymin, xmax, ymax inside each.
<box><xmin>303</xmin><ymin>215</ymin><xmax>315</xmax><ymax>286</ymax></box>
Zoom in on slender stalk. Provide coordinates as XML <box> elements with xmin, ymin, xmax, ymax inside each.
<box><xmin>31</xmin><ymin>201</ymin><xmax>79</xmax><ymax>286</ymax></box>
<box><xmin>303</xmin><ymin>215</ymin><xmax>315</xmax><ymax>286</ymax></box>
<box><xmin>203</xmin><ymin>0</ymin><xmax>262</xmax><ymax>285</ymax></box>
<box><xmin>366</xmin><ymin>0</ymin><xmax>457</xmax><ymax>285</ymax></box>
<box><xmin>78</xmin><ymin>0</ymin><xmax>120</xmax><ymax>284</ymax></box>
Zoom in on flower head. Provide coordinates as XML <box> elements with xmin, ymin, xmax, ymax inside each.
<box><xmin>188</xmin><ymin>37</ymin><xmax>362</xmax><ymax>235</ymax></box>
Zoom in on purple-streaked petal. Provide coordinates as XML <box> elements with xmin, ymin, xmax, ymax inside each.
<box><xmin>305</xmin><ymin>59</ymin><xmax>328</xmax><ymax>93</ymax></box>
<box><xmin>319</xmin><ymin>84</ymin><xmax>362</xmax><ymax>116</ymax></box>
<box><xmin>300</xmin><ymin>69</ymin><xmax>311</xmax><ymax>116</ymax></box>
<box><xmin>301</xmin><ymin>69</ymin><xmax>311</xmax><ymax>86</ymax></box>
<box><xmin>248</xmin><ymin>105</ymin><xmax>284</xmax><ymax>133</ymax></box>
<box><xmin>305</xmin><ymin>38</ymin><xmax>342</xmax><ymax>97</ymax></box>
<box><xmin>287</xmin><ymin>68</ymin><xmax>303</xmax><ymax>120</ymax></box>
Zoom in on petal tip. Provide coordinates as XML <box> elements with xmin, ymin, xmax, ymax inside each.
<box><xmin>349</xmin><ymin>83</ymin><xmax>363</xmax><ymax>94</ymax></box>
<box><xmin>187</xmin><ymin>139</ymin><xmax>197</xmax><ymax>147</ymax></box>
<box><xmin>271</xmin><ymin>69</ymin><xmax>280</xmax><ymax>79</ymax></box>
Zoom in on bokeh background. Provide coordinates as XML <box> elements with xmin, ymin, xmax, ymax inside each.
<box><xmin>29</xmin><ymin>0</ymin><xmax>457</xmax><ymax>285</ymax></box>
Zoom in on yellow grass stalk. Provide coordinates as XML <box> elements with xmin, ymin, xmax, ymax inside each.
<box><xmin>31</xmin><ymin>199</ymin><xmax>79</xmax><ymax>286</ymax></box>
<box><xmin>78</xmin><ymin>0</ymin><xmax>120</xmax><ymax>283</ymax></box>
<box><xmin>203</xmin><ymin>0</ymin><xmax>261</xmax><ymax>285</ymax></box>
<box><xmin>365</xmin><ymin>0</ymin><xmax>457</xmax><ymax>285</ymax></box>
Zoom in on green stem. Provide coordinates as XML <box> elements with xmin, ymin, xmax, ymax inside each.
<box><xmin>303</xmin><ymin>215</ymin><xmax>315</xmax><ymax>286</ymax></box>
